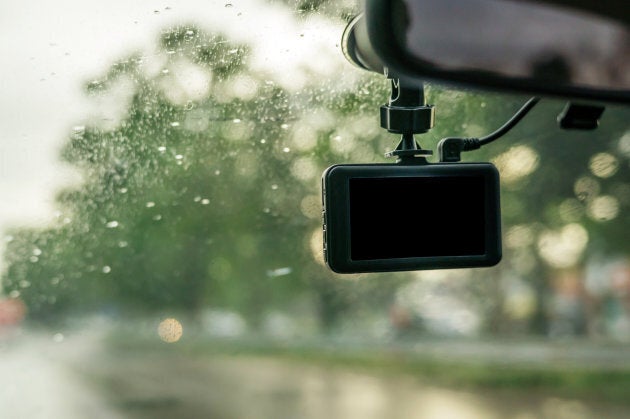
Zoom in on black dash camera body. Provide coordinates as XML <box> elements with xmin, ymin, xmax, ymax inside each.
<box><xmin>321</xmin><ymin>163</ymin><xmax>502</xmax><ymax>273</ymax></box>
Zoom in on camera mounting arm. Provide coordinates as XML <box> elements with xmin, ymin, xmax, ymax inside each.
<box><xmin>381</xmin><ymin>79</ymin><xmax>435</xmax><ymax>163</ymax></box>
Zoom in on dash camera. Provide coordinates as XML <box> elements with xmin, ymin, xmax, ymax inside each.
<box><xmin>321</xmin><ymin>163</ymin><xmax>502</xmax><ymax>273</ymax></box>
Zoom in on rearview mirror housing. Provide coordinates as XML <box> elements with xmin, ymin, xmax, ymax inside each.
<box><xmin>361</xmin><ymin>0</ymin><xmax>630</xmax><ymax>104</ymax></box>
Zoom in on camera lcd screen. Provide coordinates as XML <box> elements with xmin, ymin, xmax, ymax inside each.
<box><xmin>322</xmin><ymin>163</ymin><xmax>501</xmax><ymax>273</ymax></box>
<box><xmin>349</xmin><ymin>176</ymin><xmax>485</xmax><ymax>260</ymax></box>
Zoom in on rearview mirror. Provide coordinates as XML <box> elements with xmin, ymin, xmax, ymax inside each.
<box><xmin>361</xmin><ymin>0</ymin><xmax>630</xmax><ymax>103</ymax></box>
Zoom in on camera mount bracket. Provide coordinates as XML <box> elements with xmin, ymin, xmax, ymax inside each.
<box><xmin>381</xmin><ymin>79</ymin><xmax>434</xmax><ymax>164</ymax></box>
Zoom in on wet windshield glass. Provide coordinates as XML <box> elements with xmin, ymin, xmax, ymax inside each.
<box><xmin>1</xmin><ymin>1</ymin><xmax>630</xmax><ymax>418</ymax></box>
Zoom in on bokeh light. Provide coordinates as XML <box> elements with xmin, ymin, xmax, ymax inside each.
<box><xmin>589</xmin><ymin>152</ymin><xmax>619</xmax><ymax>178</ymax></box>
<box><xmin>587</xmin><ymin>195</ymin><xmax>620</xmax><ymax>222</ymax></box>
<box><xmin>158</xmin><ymin>318</ymin><xmax>183</xmax><ymax>343</ymax></box>
<box><xmin>492</xmin><ymin>145</ymin><xmax>539</xmax><ymax>185</ymax></box>
<box><xmin>617</xmin><ymin>130</ymin><xmax>630</xmax><ymax>157</ymax></box>
<box><xmin>573</xmin><ymin>176</ymin><xmax>600</xmax><ymax>201</ymax></box>
<box><xmin>537</xmin><ymin>224</ymin><xmax>588</xmax><ymax>268</ymax></box>
<box><xmin>505</xmin><ymin>224</ymin><xmax>535</xmax><ymax>249</ymax></box>
<box><xmin>558</xmin><ymin>198</ymin><xmax>584</xmax><ymax>223</ymax></box>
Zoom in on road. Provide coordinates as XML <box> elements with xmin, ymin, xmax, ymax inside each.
<box><xmin>1</xmin><ymin>329</ymin><xmax>629</xmax><ymax>419</ymax></box>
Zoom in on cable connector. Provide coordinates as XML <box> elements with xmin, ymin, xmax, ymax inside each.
<box><xmin>437</xmin><ymin>137</ymin><xmax>481</xmax><ymax>162</ymax></box>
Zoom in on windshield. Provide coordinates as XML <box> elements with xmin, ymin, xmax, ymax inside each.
<box><xmin>1</xmin><ymin>1</ymin><xmax>630</xmax><ymax>418</ymax></box>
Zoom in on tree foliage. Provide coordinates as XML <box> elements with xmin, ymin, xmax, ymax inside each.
<box><xmin>2</xmin><ymin>13</ymin><xmax>630</xmax><ymax>336</ymax></box>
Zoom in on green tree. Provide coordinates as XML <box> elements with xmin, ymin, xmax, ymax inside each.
<box><xmin>1</xmin><ymin>23</ymin><xmax>392</xmax><ymax>328</ymax></box>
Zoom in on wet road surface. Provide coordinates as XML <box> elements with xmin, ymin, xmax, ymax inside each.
<box><xmin>1</xmin><ymin>329</ymin><xmax>630</xmax><ymax>419</ymax></box>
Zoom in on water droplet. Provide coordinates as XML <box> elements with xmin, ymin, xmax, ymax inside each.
<box><xmin>170</xmin><ymin>121</ymin><xmax>180</xmax><ymax>127</ymax></box>
<box><xmin>281</xmin><ymin>124</ymin><xmax>289</xmax><ymax>130</ymax></box>
<box><xmin>162</xmin><ymin>68</ymin><xmax>169</xmax><ymax>74</ymax></box>
<box><xmin>102</xmin><ymin>266</ymin><xmax>111</xmax><ymax>274</ymax></box>
<box><xmin>30</xmin><ymin>256</ymin><xmax>39</xmax><ymax>263</ymax></box>
<box><xmin>158</xmin><ymin>146</ymin><xmax>166</xmax><ymax>152</ymax></box>
<box><xmin>214</xmin><ymin>170</ymin><xmax>221</xmax><ymax>175</ymax></box>
<box><xmin>271</xmin><ymin>184</ymin><xmax>279</xmax><ymax>190</ymax></box>
<box><xmin>153</xmin><ymin>214</ymin><xmax>162</xmax><ymax>221</ymax></box>
<box><xmin>118</xmin><ymin>241</ymin><xmax>128</xmax><ymax>248</ymax></box>
<box><xmin>32</xmin><ymin>248</ymin><xmax>42</xmax><ymax>256</ymax></box>
<box><xmin>201</xmin><ymin>199</ymin><xmax>210</xmax><ymax>205</ymax></box>
<box><xmin>260</xmin><ymin>139</ymin><xmax>266</xmax><ymax>144</ymax></box>
<box><xmin>19</xmin><ymin>280</ymin><xmax>31</xmax><ymax>288</ymax></box>
<box><xmin>233</xmin><ymin>118</ymin><xmax>241</xmax><ymax>124</ymax></box>
<box><xmin>266</xmin><ymin>267</ymin><xmax>292</xmax><ymax>277</ymax></box>
<box><xmin>119</xmin><ymin>187</ymin><xmax>128</xmax><ymax>194</ymax></box>
<box><xmin>175</xmin><ymin>154</ymin><xmax>183</xmax><ymax>160</ymax></box>
<box><xmin>263</xmin><ymin>208</ymin><xmax>271</xmax><ymax>213</ymax></box>
<box><xmin>146</xmin><ymin>201</ymin><xmax>156</xmax><ymax>208</ymax></box>
<box><xmin>282</xmin><ymin>147</ymin><xmax>290</xmax><ymax>153</ymax></box>
<box><xmin>106</xmin><ymin>221</ymin><xmax>119</xmax><ymax>228</ymax></box>
<box><xmin>186</xmin><ymin>30</ymin><xmax>194</xmax><ymax>36</ymax></box>
<box><xmin>9</xmin><ymin>290</ymin><xmax>20</xmax><ymax>299</ymax></box>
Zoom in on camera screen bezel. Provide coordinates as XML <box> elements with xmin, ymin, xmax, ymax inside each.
<box><xmin>322</xmin><ymin>163</ymin><xmax>502</xmax><ymax>273</ymax></box>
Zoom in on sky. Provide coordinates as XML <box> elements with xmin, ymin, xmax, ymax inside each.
<box><xmin>0</xmin><ymin>0</ymin><xmax>353</xmax><ymax>274</ymax></box>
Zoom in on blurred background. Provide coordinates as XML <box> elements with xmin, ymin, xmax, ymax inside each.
<box><xmin>1</xmin><ymin>0</ymin><xmax>630</xmax><ymax>418</ymax></box>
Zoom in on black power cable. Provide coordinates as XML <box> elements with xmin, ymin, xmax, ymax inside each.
<box><xmin>438</xmin><ymin>97</ymin><xmax>540</xmax><ymax>162</ymax></box>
